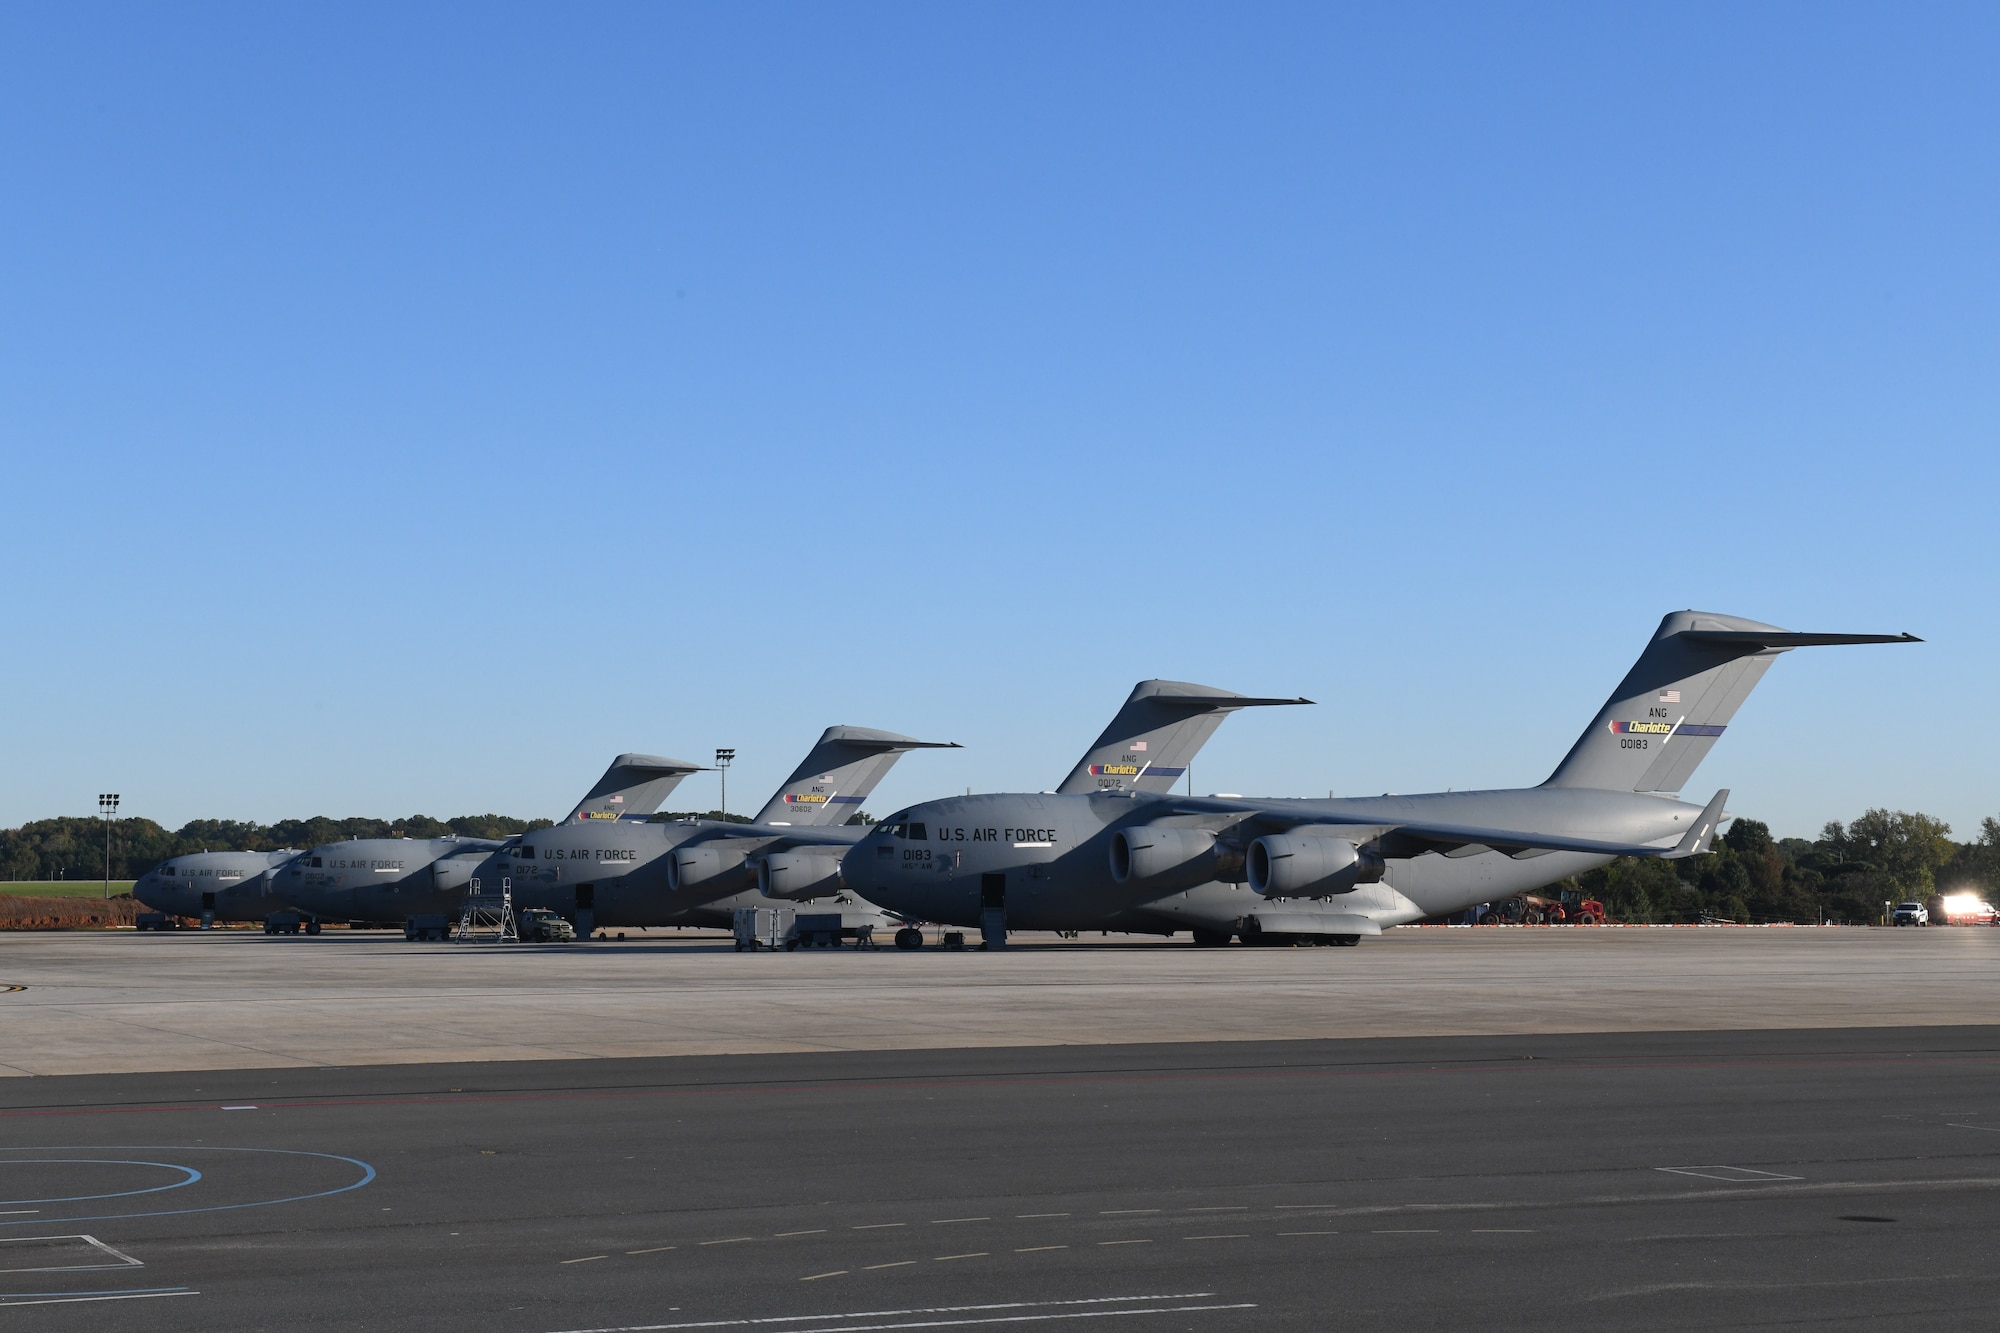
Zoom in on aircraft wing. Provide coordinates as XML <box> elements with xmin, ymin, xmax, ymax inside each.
<box><xmin>1160</xmin><ymin>789</ymin><xmax>1729</xmax><ymax>862</ymax></box>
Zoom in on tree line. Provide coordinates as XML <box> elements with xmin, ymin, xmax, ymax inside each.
<box><xmin>1</xmin><ymin>805</ymin><xmax>1989</xmax><ymax>923</ymax></box>
<box><xmin>0</xmin><ymin>808</ymin><xmax>795</xmax><ymax>881</ymax></box>
<box><xmin>1561</xmin><ymin>808</ymin><xmax>2000</xmax><ymax>924</ymax></box>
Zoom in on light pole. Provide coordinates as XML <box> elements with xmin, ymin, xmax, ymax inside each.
<box><xmin>98</xmin><ymin>793</ymin><xmax>119</xmax><ymax>899</ymax></box>
<box><xmin>715</xmin><ymin>748</ymin><xmax>735</xmax><ymax>819</ymax></box>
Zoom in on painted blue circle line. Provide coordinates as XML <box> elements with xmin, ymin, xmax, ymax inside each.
<box><xmin>0</xmin><ymin>1147</ymin><xmax>375</xmax><ymax>1228</ymax></box>
<box><xmin>0</xmin><ymin>1159</ymin><xmax>201</xmax><ymax>1205</ymax></box>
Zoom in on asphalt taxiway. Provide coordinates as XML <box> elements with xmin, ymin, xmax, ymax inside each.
<box><xmin>5</xmin><ymin>926</ymin><xmax>2000</xmax><ymax>1076</ymax></box>
<box><xmin>4</xmin><ymin>1026</ymin><xmax>1999</xmax><ymax>1330</ymax></box>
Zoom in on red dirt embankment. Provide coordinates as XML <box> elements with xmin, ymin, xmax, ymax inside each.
<box><xmin>0</xmin><ymin>896</ymin><xmax>142</xmax><ymax>930</ymax></box>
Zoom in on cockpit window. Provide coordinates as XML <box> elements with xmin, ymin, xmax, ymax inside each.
<box><xmin>883</xmin><ymin>823</ymin><xmax>907</xmax><ymax>839</ymax></box>
<box><xmin>161</xmin><ymin>865</ymin><xmax>175</xmax><ymax>876</ymax></box>
<box><xmin>310</xmin><ymin>857</ymin><xmax>323</xmax><ymax>867</ymax></box>
<box><xmin>907</xmin><ymin>823</ymin><xmax>927</xmax><ymax>841</ymax></box>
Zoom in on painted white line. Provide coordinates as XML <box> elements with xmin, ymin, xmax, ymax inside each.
<box><xmin>220</xmin><ymin>1105</ymin><xmax>258</xmax><ymax>1111</ymax></box>
<box><xmin>864</xmin><ymin>1262</ymin><xmax>916</xmax><ymax>1271</ymax></box>
<box><xmin>933</xmin><ymin>1253</ymin><xmax>987</xmax><ymax>1261</ymax></box>
<box><xmin>1183</xmin><ymin>1207</ymin><xmax>1246</xmax><ymax>1213</ymax></box>
<box><xmin>1182</xmin><ymin>1235</ymin><xmax>1246</xmax><ymax>1241</ymax></box>
<box><xmin>1098</xmin><ymin>1240</ymin><xmax>1151</xmax><ymax>1246</ymax></box>
<box><xmin>0</xmin><ymin>1233</ymin><xmax>144</xmax><ymax>1274</ymax></box>
<box><xmin>0</xmin><ymin>1212</ymin><xmax>37</xmax><ymax>1216</ymax></box>
<box><xmin>853</xmin><ymin>1224</ymin><xmax>905</xmax><ymax>1230</ymax></box>
<box><xmin>801</xmin><ymin>1272</ymin><xmax>848</xmax><ymax>1282</ymax></box>
<box><xmin>1098</xmin><ymin>1210</ymin><xmax>1159</xmax><ymax>1216</ymax></box>
<box><xmin>1016</xmin><ymin>1213</ymin><xmax>1069</xmax><ymax>1219</ymax></box>
<box><xmin>1472</xmin><ymin>1229</ymin><xmax>1536</xmax><ymax>1234</ymax></box>
<box><xmin>1015</xmin><ymin>1246</ymin><xmax>1067</xmax><ymax>1252</ymax></box>
<box><xmin>627</xmin><ymin>1247</ymin><xmax>678</xmax><ymax>1255</ymax></box>
<box><xmin>757</xmin><ymin>1305</ymin><xmax>1257</xmax><ymax>1332</ymax></box>
<box><xmin>1948</xmin><ymin>1123</ymin><xmax>2000</xmax><ymax>1133</ymax></box>
<box><xmin>776</xmin><ymin>1230</ymin><xmax>829</xmax><ymax>1237</ymax></box>
<box><xmin>1275</xmin><ymin>1231</ymin><xmax>1336</xmax><ymax>1237</ymax></box>
<box><xmin>561</xmin><ymin>1255</ymin><xmax>608</xmax><ymax>1264</ymax></box>
<box><xmin>700</xmin><ymin>1238</ymin><xmax>755</xmax><ymax>1246</ymax></box>
<box><xmin>542</xmin><ymin>1292</ymin><xmax>1229</xmax><ymax>1333</ymax></box>
<box><xmin>0</xmin><ymin>1289</ymin><xmax>197</xmax><ymax>1307</ymax></box>
<box><xmin>931</xmin><ymin>1218</ymin><xmax>988</xmax><ymax>1224</ymax></box>
<box><xmin>1656</xmin><ymin>1166</ymin><xmax>1803</xmax><ymax>1182</ymax></box>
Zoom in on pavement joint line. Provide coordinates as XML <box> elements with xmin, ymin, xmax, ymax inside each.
<box><xmin>538</xmin><ymin>1293</ymin><xmax>1233</xmax><ymax>1332</ymax></box>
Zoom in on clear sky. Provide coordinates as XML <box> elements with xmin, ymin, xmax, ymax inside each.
<box><xmin>2</xmin><ymin>3</ymin><xmax>1994</xmax><ymax>841</ymax></box>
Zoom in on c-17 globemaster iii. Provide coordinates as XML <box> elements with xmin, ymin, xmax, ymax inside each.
<box><xmin>134</xmin><ymin>848</ymin><xmax>302</xmax><ymax>925</ymax></box>
<box><xmin>841</xmin><ymin>612</ymin><xmax>1920</xmax><ymax>947</ymax></box>
<box><xmin>491</xmin><ymin>726</ymin><xmax>958</xmax><ymax>936</ymax></box>
<box><xmin>271</xmin><ymin>753</ymin><xmax>708</xmax><ymax>926</ymax></box>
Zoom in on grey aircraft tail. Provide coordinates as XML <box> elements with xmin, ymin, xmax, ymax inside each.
<box><xmin>1542</xmin><ymin>611</ymin><xmax>1919</xmax><ymax>793</ymax></box>
<box><xmin>1055</xmin><ymin>679</ymin><xmax>1313</xmax><ymax>796</ymax></box>
<box><xmin>751</xmin><ymin>727</ymin><xmax>961</xmax><ymax>827</ymax></box>
<box><xmin>565</xmin><ymin>753</ymin><xmax>710</xmax><ymax>823</ymax></box>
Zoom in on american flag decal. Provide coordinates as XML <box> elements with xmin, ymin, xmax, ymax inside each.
<box><xmin>1131</xmin><ymin>741</ymin><xmax>1147</xmax><ymax>751</ymax></box>
<box><xmin>1658</xmin><ymin>690</ymin><xmax>1681</xmax><ymax>704</ymax></box>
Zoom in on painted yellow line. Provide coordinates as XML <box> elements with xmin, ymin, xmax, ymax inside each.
<box><xmin>559</xmin><ymin>1255</ymin><xmax>607</xmax><ymax>1264</ymax></box>
<box><xmin>934</xmin><ymin>1253</ymin><xmax>988</xmax><ymax>1261</ymax></box>
<box><xmin>864</xmin><ymin>1261</ymin><xmax>916</xmax><ymax>1270</ymax></box>
<box><xmin>800</xmin><ymin>1271</ymin><xmax>847</xmax><ymax>1281</ymax></box>
<box><xmin>624</xmin><ymin>1247</ymin><xmax>676</xmax><ymax>1255</ymax></box>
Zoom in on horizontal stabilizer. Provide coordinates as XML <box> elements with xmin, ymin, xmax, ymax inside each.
<box><xmin>753</xmin><ymin>727</ymin><xmax>960</xmax><ymax>827</ymax></box>
<box><xmin>1544</xmin><ymin>611</ymin><xmax>1921</xmax><ymax>794</ymax></box>
<box><xmin>1057</xmin><ymin>679</ymin><xmax>1312</xmax><ymax>796</ymax></box>
<box><xmin>567</xmin><ymin>753</ymin><xmax>709</xmax><ymax>823</ymax></box>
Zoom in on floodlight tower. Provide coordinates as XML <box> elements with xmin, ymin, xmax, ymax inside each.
<box><xmin>98</xmin><ymin>793</ymin><xmax>119</xmax><ymax>899</ymax></box>
<box><xmin>715</xmin><ymin>748</ymin><xmax>735</xmax><ymax>819</ymax></box>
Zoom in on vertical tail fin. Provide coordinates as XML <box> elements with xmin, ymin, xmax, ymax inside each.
<box><xmin>1543</xmin><ymin>612</ymin><xmax>1919</xmax><ymax>793</ymax></box>
<box><xmin>1055</xmin><ymin>680</ymin><xmax>1313</xmax><ymax>795</ymax></box>
<box><xmin>566</xmin><ymin>754</ymin><xmax>709</xmax><ymax>823</ymax></box>
<box><xmin>753</xmin><ymin>727</ymin><xmax>960</xmax><ymax>826</ymax></box>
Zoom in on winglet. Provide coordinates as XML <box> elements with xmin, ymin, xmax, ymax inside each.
<box><xmin>1662</xmin><ymin>788</ymin><xmax>1729</xmax><ymax>860</ymax></box>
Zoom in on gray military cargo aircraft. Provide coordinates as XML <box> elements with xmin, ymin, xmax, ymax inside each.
<box><xmin>272</xmin><ymin>753</ymin><xmax>706</xmax><ymax>926</ymax></box>
<box><xmin>134</xmin><ymin>849</ymin><xmax>302</xmax><ymax>925</ymax></box>
<box><xmin>491</xmin><ymin>726</ymin><xmax>958</xmax><ymax>936</ymax></box>
<box><xmin>841</xmin><ymin>612</ymin><xmax>1919</xmax><ymax>947</ymax></box>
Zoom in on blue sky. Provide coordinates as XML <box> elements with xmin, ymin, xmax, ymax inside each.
<box><xmin>2</xmin><ymin>3</ymin><xmax>1994</xmax><ymax>840</ymax></box>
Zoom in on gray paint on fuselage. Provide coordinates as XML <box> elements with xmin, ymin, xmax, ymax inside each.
<box><xmin>134</xmin><ymin>849</ymin><xmax>300</xmax><ymax>921</ymax></box>
<box><xmin>274</xmin><ymin>836</ymin><xmax>504</xmax><ymax>922</ymax></box>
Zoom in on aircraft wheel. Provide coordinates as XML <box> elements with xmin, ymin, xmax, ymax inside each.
<box><xmin>1333</xmin><ymin>934</ymin><xmax>1361</xmax><ymax>947</ymax></box>
<box><xmin>1190</xmin><ymin>927</ymin><xmax>1231</xmax><ymax>947</ymax></box>
<box><xmin>894</xmin><ymin>928</ymin><xmax>923</xmax><ymax>950</ymax></box>
<box><xmin>305</xmin><ymin>921</ymin><xmax>321</xmax><ymax>935</ymax></box>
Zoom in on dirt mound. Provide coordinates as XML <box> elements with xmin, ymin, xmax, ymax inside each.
<box><xmin>0</xmin><ymin>896</ymin><xmax>143</xmax><ymax>930</ymax></box>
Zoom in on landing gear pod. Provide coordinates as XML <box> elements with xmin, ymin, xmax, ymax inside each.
<box><xmin>1246</xmin><ymin>832</ymin><xmax>1384</xmax><ymax>899</ymax></box>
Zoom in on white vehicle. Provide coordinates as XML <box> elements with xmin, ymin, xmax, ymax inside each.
<box><xmin>1892</xmin><ymin>901</ymin><xmax>1929</xmax><ymax>927</ymax></box>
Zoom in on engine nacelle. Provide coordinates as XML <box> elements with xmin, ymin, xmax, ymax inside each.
<box><xmin>757</xmin><ymin>850</ymin><xmax>844</xmax><ymax>901</ymax></box>
<box><xmin>666</xmin><ymin>843</ymin><xmax>751</xmax><ymax>896</ymax></box>
<box><xmin>1246</xmin><ymin>832</ymin><xmax>1384</xmax><ymax>899</ymax></box>
<box><xmin>1109</xmin><ymin>824</ymin><xmax>1220</xmax><ymax>888</ymax></box>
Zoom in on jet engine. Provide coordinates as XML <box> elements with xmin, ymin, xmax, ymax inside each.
<box><xmin>757</xmin><ymin>850</ymin><xmax>844</xmax><ymax>901</ymax></box>
<box><xmin>1108</xmin><ymin>824</ymin><xmax>1221</xmax><ymax>889</ymax></box>
<box><xmin>1246</xmin><ymin>831</ymin><xmax>1384</xmax><ymax>899</ymax></box>
<box><xmin>665</xmin><ymin>843</ymin><xmax>752</xmax><ymax>897</ymax></box>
